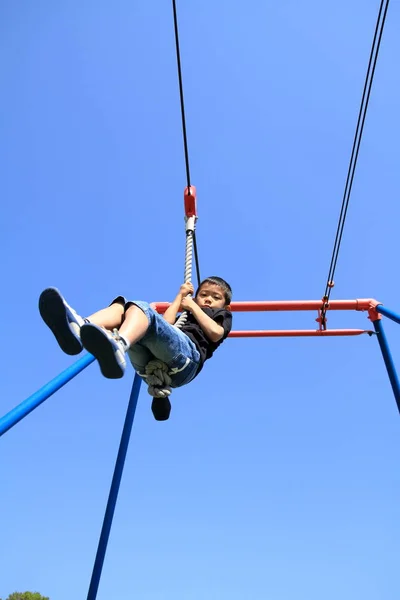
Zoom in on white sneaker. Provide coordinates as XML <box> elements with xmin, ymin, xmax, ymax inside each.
<box><xmin>80</xmin><ymin>323</ymin><xmax>127</xmax><ymax>379</ymax></box>
<box><xmin>39</xmin><ymin>288</ymin><xmax>84</xmax><ymax>355</ymax></box>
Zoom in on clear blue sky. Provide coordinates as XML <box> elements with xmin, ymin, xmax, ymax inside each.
<box><xmin>1</xmin><ymin>1</ymin><xmax>399</xmax><ymax>599</ymax></box>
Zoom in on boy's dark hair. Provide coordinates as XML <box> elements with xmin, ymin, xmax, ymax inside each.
<box><xmin>196</xmin><ymin>276</ymin><xmax>232</xmax><ymax>305</ymax></box>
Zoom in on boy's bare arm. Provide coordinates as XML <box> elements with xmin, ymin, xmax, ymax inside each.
<box><xmin>163</xmin><ymin>283</ymin><xmax>194</xmax><ymax>324</ymax></box>
<box><xmin>181</xmin><ymin>297</ymin><xmax>224</xmax><ymax>342</ymax></box>
<box><xmin>163</xmin><ymin>293</ymin><xmax>183</xmax><ymax>324</ymax></box>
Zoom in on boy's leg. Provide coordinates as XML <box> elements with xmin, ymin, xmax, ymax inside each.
<box><xmin>119</xmin><ymin>305</ymin><xmax>151</xmax><ymax>345</ymax></box>
<box><xmin>87</xmin><ymin>303</ymin><xmax>125</xmax><ymax>330</ymax></box>
<box><xmin>79</xmin><ymin>304</ymin><xmax>151</xmax><ymax>379</ymax></box>
<box><xmin>79</xmin><ymin>301</ymin><xmax>199</xmax><ymax>385</ymax></box>
<box><xmin>125</xmin><ymin>303</ymin><xmax>200</xmax><ymax>387</ymax></box>
<box><xmin>39</xmin><ymin>288</ymin><xmax>124</xmax><ymax>355</ymax></box>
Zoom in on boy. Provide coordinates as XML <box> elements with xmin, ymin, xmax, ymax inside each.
<box><xmin>39</xmin><ymin>277</ymin><xmax>232</xmax><ymax>388</ymax></box>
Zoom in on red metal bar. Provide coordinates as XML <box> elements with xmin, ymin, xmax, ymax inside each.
<box><xmin>229</xmin><ymin>329</ymin><xmax>372</xmax><ymax>338</ymax></box>
<box><xmin>154</xmin><ymin>299</ymin><xmax>379</xmax><ymax>314</ymax></box>
<box><xmin>152</xmin><ymin>300</ymin><xmax>378</xmax><ymax>338</ymax></box>
<box><xmin>227</xmin><ymin>299</ymin><xmax>378</xmax><ymax>312</ymax></box>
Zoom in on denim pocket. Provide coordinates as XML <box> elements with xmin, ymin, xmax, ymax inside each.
<box><xmin>168</xmin><ymin>352</ymin><xmax>199</xmax><ymax>388</ymax></box>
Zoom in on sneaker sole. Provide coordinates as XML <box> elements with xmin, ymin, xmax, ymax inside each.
<box><xmin>81</xmin><ymin>325</ymin><xmax>124</xmax><ymax>379</ymax></box>
<box><xmin>39</xmin><ymin>288</ymin><xmax>82</xmax><ymax>355</ymax></box>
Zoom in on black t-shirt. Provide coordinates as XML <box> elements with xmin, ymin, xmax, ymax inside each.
<box><xmin>179</xmin><ymin>307</ymin><xmax>232</xmax><ymax>375</ymax></box>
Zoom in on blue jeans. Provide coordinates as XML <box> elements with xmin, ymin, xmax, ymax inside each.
<box><xmin>124</xmin><ymin>301</ymin><xmax>200</xmax><ymax>388</ymax></box>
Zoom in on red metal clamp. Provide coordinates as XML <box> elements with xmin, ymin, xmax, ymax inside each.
<box><xmin>184</xmin><ymin>186</ymin><xmax>197</xmax><ymax>218</ymax></box>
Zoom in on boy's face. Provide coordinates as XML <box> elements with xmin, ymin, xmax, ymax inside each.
<box><xmin>195</xmin><ymin>283</ymin><xmax>227</xmax><ymax>309</ymax></box>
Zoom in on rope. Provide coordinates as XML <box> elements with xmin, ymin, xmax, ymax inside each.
<box><xmin>143</xmin><ymin>1</ymin><xmax>201</xmax><ymax>404</ymax></box>
<box><xmin>175</xmin><ymin>224</ymin><xmax>195</xmax><ymax>328</ymax></box>
<box><xmin>145</xmin><ymin>361</ymin><xmax>172</xmax><ymax>398</ymax></box>
<box><xmin>193</xmin><ymin>230</ymin><xmax>201</xmax><ymax>289</ymax></box>
<box><xmin>321</xmin><ymin>0</ymin><xmax>390</xmax><ymax>325</ymax></box>
<box><xmin>145</xmin><ymin>219</ymin><xmax>195</xmax><ymax>400</ymax></box>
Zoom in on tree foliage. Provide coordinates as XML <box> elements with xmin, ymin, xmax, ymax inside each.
<box><xmin>2</xmin><ymin>593</ymin><xmax>49</xmax><ymax>600</ymax></box>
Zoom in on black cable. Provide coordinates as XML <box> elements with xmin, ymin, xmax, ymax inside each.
<box><xmin>325</xmin><ymin>0</ymin><xmax>385</xmax><ymax>294</ymax></box>
<box><xmin>172</xmin><ymin>0</ymin><xmax>191</xmax><ymax>190</ymax></box>
<box><xmin>193</xmin><ymin>231</ymin><xmax>201</xmax><ymax>288</ymax></box>
<box><xmin>321</xmin><ymin>0</ymin><xmax>390</xmax><ymax>317</ymax></box>
<box><xmin>172</xmin><ymin>0</ymin><xmax>202</xmax><ymax>287</ymax></box>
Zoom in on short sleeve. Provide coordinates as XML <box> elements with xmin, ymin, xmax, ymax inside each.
<box><xmin>213</xmin><ymin>309</ymin><xmax>232</xmax><ymax>339</ymax></box>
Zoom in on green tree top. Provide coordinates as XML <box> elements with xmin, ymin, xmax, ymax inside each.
<box><xmin>3</xmin><ymin>593</ymin><xmax>49</xmax><ymax>600</ymax></box>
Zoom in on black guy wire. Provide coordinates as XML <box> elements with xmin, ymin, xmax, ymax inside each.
<box><xmin>172</xmin><ymin>0</ymin><xmax>201</xmax><ymax>288</ymax></box>
<box><xmin>326</xmin><ymin>0</ymin><xmax>385</xmax><ymax>293</ymax></box>
<box><xmin>172</xmin><ymin>0</ymin><xmax>192</xmax><ymax>190</ymax></box>
<box><xmin>326</xmin><ymin>0</ymin><xmax>389</xmax><ymax>293</ymax></box>
<box><xmin>322</xmin><ymin>0</ymin><xmax>390</xmax><ymax>315</ymax></box>
<box><xmin>193</xmin><ymin>231</ymin><xmax>201</xmax><ymax>288</ymax></box>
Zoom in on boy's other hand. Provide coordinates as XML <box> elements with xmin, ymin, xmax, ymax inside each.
<box><xmin>179</xmin><ymin>282</ymin><xmax>194</xmax><ymax>297</ymax></box>
<box><xmin>180</xmin><ymin>295</ymin><xmax>196</xmax><ymax>312</ymax></box>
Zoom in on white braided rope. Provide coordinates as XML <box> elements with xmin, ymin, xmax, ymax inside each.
<box><xmin>174</xmin><ymin>228</ymin><xmax>194</xmax><ymax>329</ymax></box>
<box><xmin>145</xmin><ymin>361</ymin><xmax>172</xmax><ymax>398</ymax></box>
<box><xmin>145</xmin><ymin>217</ymin><xmax>196</xmax><ymax>399</ymax></box>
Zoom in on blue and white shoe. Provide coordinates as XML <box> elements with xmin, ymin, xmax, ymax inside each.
<box><xmin>80</xmin><ymin>323</ymin><xmax>127</xmax><ymax>379</ymax></box>
<box><xmin>39</xmin><ymin>287</ymin><xmax>84</xmax><ymax>355</ymax></box>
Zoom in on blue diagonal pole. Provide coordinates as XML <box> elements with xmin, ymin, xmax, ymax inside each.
<box><xmin>376</xmin><ymin>304</ymin><xmax>400</xmax><ymax>326</ymax></box>
<box><xmin>86</xmin><ymin>373</ymin><xmax>142</xmax><ymax>600</ymax></box>
<box><xmin>0</xmin><ymin>353</ymin><xmax>95</xmax><ymax>437</ymax></box>
<box><xmin>373</xmin><ymin>318</ymin><xmax>400</xmax><ymax>414</ymax></box>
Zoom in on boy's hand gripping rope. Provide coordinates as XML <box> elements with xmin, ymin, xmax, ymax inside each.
<box><xmin>144</xmin><ymin>187</ymin><xmax>198</xmax><ymax>409</ymax></box>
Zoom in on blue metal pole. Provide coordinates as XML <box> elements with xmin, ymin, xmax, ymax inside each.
<box><xmin>376</xmin><ymin>304</ymin><xmax>400</xmax><ymax>326</ymax></box>
<box><xmin>373</xmin><ymin>319</ymin><xmax>400</xmax><ymax>414</ymax></box>
<box><xmin>86</xmin><ymin>373</ymin><xmax>142</xmax><ymax>600</ymax></box>
<box><xmin>0</xmin><ymin>353</ymin><xmax>95</xmax><ymax>437</ymax></box>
